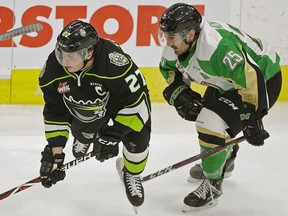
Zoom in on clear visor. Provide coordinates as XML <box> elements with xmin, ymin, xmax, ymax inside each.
<box><xmin>158</xmin><ymin>29</ymin><xmax>186</xmax><ymax>47</ymax></box>
<box><xmin>55</xmin><ymin>45</ymin><xmax>90</xmax><ymax>67</ymax></box>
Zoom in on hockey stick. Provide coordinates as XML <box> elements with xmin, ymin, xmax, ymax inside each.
<box><xmin>142</xmin><ymin>136</ymin><xmax>245</xmax><ymax>182</ymax></box>
<box><xmin>0</xmin><ymin>23</ymin><xmax>43</xmax><ymax>41</ymax></box>
<box><xmin>0</xmin><ymin>151</ymin><xmax>96</xmax><ymax>201</ymax></box>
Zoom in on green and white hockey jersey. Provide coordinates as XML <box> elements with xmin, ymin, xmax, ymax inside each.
<box><xmin>159</xmin><ymin>19</ymin><xmax>280</xmax><ymax>112</ymax></box>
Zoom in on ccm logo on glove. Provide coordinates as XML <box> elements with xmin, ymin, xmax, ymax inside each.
<box><xmin>96</xmin><ymin>133</ymin><xmax>119</xmax><ymax>145</ymax></box>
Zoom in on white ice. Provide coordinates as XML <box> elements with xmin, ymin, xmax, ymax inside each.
<box><xmin>0</xmin><ymin>103</ymin><xmax>287</xmax><ymax>216</ymax></box>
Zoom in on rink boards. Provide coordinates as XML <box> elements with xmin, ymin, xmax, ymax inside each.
<box><xmin>0</xmin><ymin>66</ymin><xmax>287</xmax><ymax>104</ymax></box>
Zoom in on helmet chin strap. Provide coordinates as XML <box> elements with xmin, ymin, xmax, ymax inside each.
<box><xmin>67</xmin><ymin>56</ymin><xmax>93</xmax><ymax>73</ymax></box>
<box><xmin>80</xmin><ymin>55</ymin><xmax>94</xmax><ymax>71</ymax></box>
<box><xmin>178</xmin><ymin>33</ymin><xmax>199</xmax><ymax>61</ymax></box>
<box><xmin>184</xmin><ymin>32</ymin><xmax>199</xmax><ymax>50</ymax></box>
<box><xmin>184</xmin><ymin>39</ymin><xmax>194</xmax><ymax>51</ymax></box>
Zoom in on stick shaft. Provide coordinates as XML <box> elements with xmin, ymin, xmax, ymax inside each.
<box><xmin>0</xmin><ymin>137</ymin><xmax>245</xmax><ymax>200</ymax></box>
<box><xmin>0</xmin><ymin>151</ymin><xmax>95</xmax><ymax>201</ymax></box>
<box><xmin>0</xmin><ymin>23</ymin><xmax>43</xmax><ymax>41</ymax></box>
<box><xmin>142</xmin><ymin>136</ymin><xmax>245</xmax><ymax>182</ymax></box>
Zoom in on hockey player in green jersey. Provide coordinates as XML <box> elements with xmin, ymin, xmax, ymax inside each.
<box><xmin>158</xmin><ymin>3</ymin><xmax>282</xmax><ymax>211</ymax></box>
<box><xmin>39</xmin><ymin>20</ymin><xmax>151</xmax><ymax>210</ymax></box>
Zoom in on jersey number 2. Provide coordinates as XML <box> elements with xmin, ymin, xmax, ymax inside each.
<box><xmin>125</xmin><ymin>69</ymin><xmax>147</xmax><ymax>93</ymax></box>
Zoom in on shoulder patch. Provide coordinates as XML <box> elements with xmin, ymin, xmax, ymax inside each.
<box><xmin>109</xmin><ymin>51</ymin><xmax>129</xmax><ymax>66</ymax></box>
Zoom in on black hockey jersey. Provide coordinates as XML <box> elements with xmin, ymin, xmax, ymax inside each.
<box><xmin>39</xmin><ymin>38</ymin><xmax>151</xmax><ymax>147</ymax></box>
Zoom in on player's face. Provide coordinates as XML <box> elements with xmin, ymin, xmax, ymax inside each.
<box><xmin>55</xmin><ymin>45</ymin><xmax>89</xmax><ymax>72</ymax></box>
<box><xmin>61</xmin><ymin>51</ymin><xmax>83</xmax><ymax>68</ymax></box>
<box><xmin>166</xmin><ymin>33</ymin><xmax>190</xmax><ymax>55</ymax></box>
<box><xmin>159</xmin><ymin>29</ymin><xmax>196</xmax><ymax>55</ymax></box>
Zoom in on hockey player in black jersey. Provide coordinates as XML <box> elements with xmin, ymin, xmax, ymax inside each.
<box><xmin>39</xmin><ymin>20</ymin><xmax>151</xmax><ymax>210</ymax></box>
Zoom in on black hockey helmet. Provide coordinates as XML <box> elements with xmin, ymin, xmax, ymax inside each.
<box><xmin>56</xmin><ymin>20</ymin><xmax>99</xmax><ymax>53</ymax></box>
<box><xmin>159</xmin><ymin>3</ymin><xmax>202</xmax><ymax>34</ymax></box>
<box><xmin>55</xmin><ymin>20</ymin><xmax>99</xmax><ymax>67</ymax></box>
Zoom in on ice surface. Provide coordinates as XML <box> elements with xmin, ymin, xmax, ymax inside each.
<box><xmin>0</xmin><ymin>103</ymin><xmax>287</xmax><ymax>216</ymax></box>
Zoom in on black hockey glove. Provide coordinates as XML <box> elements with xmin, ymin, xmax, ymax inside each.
<box><xmin>93</xmin><ymin>126</ymin><xmax>120</xmax><ymax>162</ymax></box>
<box><xmin>40</xmin><ymin>146</ymin><xmax>66</xmax><ymax>188</ymax></box>
<box><xmin>163</xmin><ymin>80</ymin><xmax>203</xmax><ymax>121</ymax></box>
<box><xmin>240</xmin><ymin>102</ymin><xmax>270</xmax><ymax>146</ymax></box>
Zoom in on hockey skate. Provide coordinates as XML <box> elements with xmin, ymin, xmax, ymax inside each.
<box><xmin>187</xmin><ymin>144</ymin><xmax>239</xmax><ymax>181</ymax></box>
<box><xmin>72</xmin><ymin>139</ymin><xmax>91</xmax><ymax>158</ymax></box>
<box><xmin>116</xmin><ymin>157</ymin><xmax>144</xmax><ymax>213</ymax></box>
<box><xmin>183</xmin><ymin>178</ymin><xmax>223</xmax><ymax>212</ymax></box>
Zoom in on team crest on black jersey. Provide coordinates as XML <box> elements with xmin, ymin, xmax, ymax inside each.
<box><xmin>109</xmin><ymin>51</ymin><xmax>129</xmax><ymax>66</ymax></box>
<box><xmin>63</xmin><ymin>93</ymin><xmax>109</xmax><ymax>123</ymax></box>
<box><xmin>57</xmin><ymin>82</ymin><xmax>70</xmax><ymax>94</ymax></box>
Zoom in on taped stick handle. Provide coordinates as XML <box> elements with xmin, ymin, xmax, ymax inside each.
<box><xmin>0</xmin><ymin>151</ymin><xmax>96</xmax><ymax>201</ymax></box>
<box><xmin>142</xmin><ymin>136</ymin><xmax>245</xmax><ymax>182</ymax></box>
<box><xmin>0</xmin><ymin>23</ymin><xmax>43</xmax><ymax>41</ymax></box>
